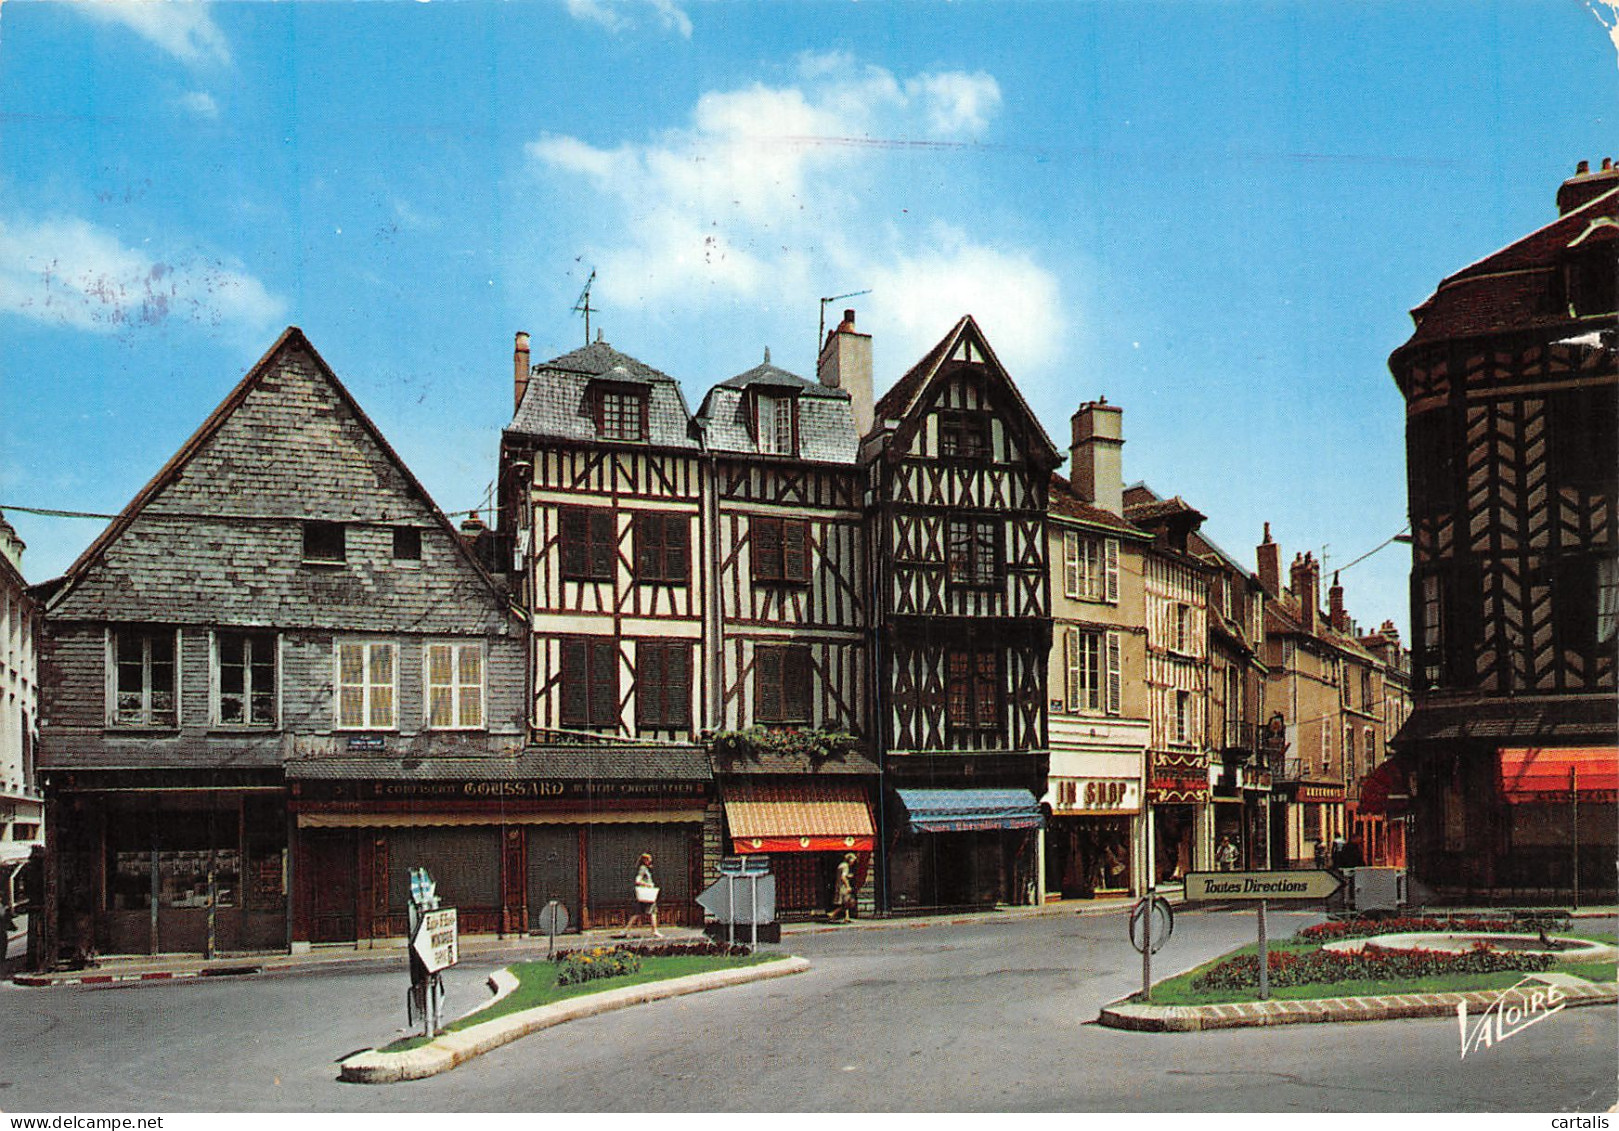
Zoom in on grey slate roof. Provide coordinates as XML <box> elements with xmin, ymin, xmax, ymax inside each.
<box><xmin>285</xmin><ymin>745</ymin><xmax>713</xmax><ymax>781</ymax></box>
<box><xmin>696</xmin><ymin>358</ymin><xmax>858</xmax><ymax>464</ymax></box>
<box><xmin>1394</xmin><ymin>696</ymin><xmax>1617</xmax><ymax>748</ymax></box>
<box><xmin>508</xmin><ymin>339</ymin><xmax>700</xmax><ymax>449</ymax></box>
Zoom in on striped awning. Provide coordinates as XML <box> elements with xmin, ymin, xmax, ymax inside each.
<box><xmin>1498</xmin><ymin>746</ymin><xmax>1619</xmax><ymax>803</ymax></box>
<box><xmin>723</xmin><ymin>779</ymin><xmax>876</xmax><ymax>853</ymax></box>
<box><xmin>896</xmin><ymin>788</ymin><xmax>1044</xmax><ymax>835</ymax></box>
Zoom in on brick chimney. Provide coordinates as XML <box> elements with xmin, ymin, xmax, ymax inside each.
<box><xmin>1291</xmin><ymin>552</ymin><xmax>1320</xmax><ymax>633</ymax></box>
<box><xmin>1328</xmin><ymin>570</ymin><xmax>1347</xmax><ymax>632</ymax></box>
<box><xmin>514</xmin><ymin>332</ymin><xmax>531</xmax><ymax>412</ymax></box>
<box><xmin>1070</xmin><ymin>399</ymin><xmax>1125</xmax><ymax>516</ymax></box>
<box><xmin>1257</xmin><ymin>523</ymin><xmax>1281</xmax><ymax>597</ymax></box>
<box><xmin>818</xmin><ymin>308</ymin><xmax>873</xmax><ymax>439</ymax></box>
<box><xmin>1556</xmin><ymin>157</ymin><xmax>1619</xmax><ymax>215</ymax></box>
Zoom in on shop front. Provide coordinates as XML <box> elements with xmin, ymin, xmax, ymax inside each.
<box><xmin>1042</xmin><ymin>776</ymin><xmax>1141</xmax><ymax>899</ymax></box>
<box><xmin>887</xmin><ymin>788</ymin><xmax>1044</xmax><ymax>911</ymax></box>
<box><xmin>720</xmin><ymin>777</ymin><xmax>877</xmax><ymax>919</ymax></box>
<box><xmin>286</xmin><ymin>749</ymin><xmax>713</xmax><ymax>945</ymax></box>
<box><xmin>1148</xmin><ymin>750</ymin><xmax>1211</xmax><ymax>884</ymax></box>
<box><xmin>1494</xmin><ymin>746</ymin><xmax>1618</xmax><ymax>897</ymax></box>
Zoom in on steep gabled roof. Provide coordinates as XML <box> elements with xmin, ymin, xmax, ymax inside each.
<box><xmin>46</xmin><ymin>326</ymin><xmax>510</xmax><ymax>617</ymax></box>
<box><xmin>1048</xmin><ymin>474</ymin><xmax>1149</xmax><ymax>537</ymax></box>
<box><xmin>871</xmin><ymin>314</ymin><xmax>1061</xmax><ymax>465</ymax></box>
<box><xmin>508</xmin><ymin>337</ymin><xmax>699</xmax><ymax>449</ymax></box>
<box><xmin>696</xmin><ymin>354</ymin><xmax>858</xmax><ymax>464</ymax></box>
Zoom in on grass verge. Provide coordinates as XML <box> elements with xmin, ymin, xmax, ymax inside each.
<box><xmin>379</xmin><ymin>951</ymin><xmax>775</xmax><ymax>1053</ymax></box>
<box><xmin>1146</xmin><ymin>925</ymin><xmax>1618</xmax><ymax>1006</ymax></box>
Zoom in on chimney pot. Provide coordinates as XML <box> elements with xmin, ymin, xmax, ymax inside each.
<box><xmin>1069</xmin><ymin>399</ymin><xmax>1125</xmax><ymax>516</ymax></box>
<box><xmin>819</xmin><ymin>306</ymin><xmax>874</xmax><ymax>439</ymax></box>
<box><xmin>514</xmin><ymin>331</ymin><xmax>532</xmax><ymax>413</ymax></box>
<box><xmin>1257</xmin><ymin>526</ymin><xmax>1281</xmax><ymax>596</ymax></box>
<box><xmin>1577</xmin><ymin>159</ymin><xmax>1591</xmax><ymax>175</ymax></box>
<box><xmin>1605</xmin><ymin>158</ymin><xmax>1614</xmax><ymax>172</ymax></box>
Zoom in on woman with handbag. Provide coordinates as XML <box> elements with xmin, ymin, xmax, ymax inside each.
<box><xmin>628</xmin><ymin>852</ymin><xmax>663</xmax><ymax>938</ymax></box>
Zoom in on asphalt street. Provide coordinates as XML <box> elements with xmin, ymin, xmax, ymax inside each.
<box><xmin>1</xmin><ymin>908</ymin><xmax>1613</xmax><ymax>1112</ymax></box>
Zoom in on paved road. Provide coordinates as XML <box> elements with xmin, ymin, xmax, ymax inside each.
<box><xmin>1</xmin><ymin>909</ymin><xmax>1613</xmax><ymax>1112</ymax></box>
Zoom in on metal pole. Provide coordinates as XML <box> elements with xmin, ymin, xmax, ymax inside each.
<box><xmin>1571</xmin><ymin>765</ymin><xmax>1580</xmax><ymax>911</ymax></box>
<box><xmin>1141</xmin><ymin>889</ymin><xmax>1153</xmax><ymax>1003</ymax></box>
<box><xmin>1257</xmin><ymin>899</ymin><xmax>1270</xmax><ymax>1001</ymax></box>
<box><xmin>727</xmin><ymin>874</ymin><xmax>735</xmax><ymax>946</ymax></box>
<box><xmin>750</xmin><ymin>873</ymin><xmax>758</xmax><ymax>949</ymax></box>
<box><xmin>547</xmin><ymin>899</ymin><xmax>558</xmax><ymax>959</ymax></box>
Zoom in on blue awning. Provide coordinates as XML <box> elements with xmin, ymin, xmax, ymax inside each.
<box><xmin>895</xmin><ymin>788</ymin><xmax>1045</xmax><ymax>834</ymax></box>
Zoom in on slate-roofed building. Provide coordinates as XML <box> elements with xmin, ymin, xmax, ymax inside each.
<box><xmin>35</xmin><ymin>328</ymin><xmax>527</xmax><ymax>960</ymax></box>
<box><xmin>862</xmin><ymin>315</ymin><xmax>1061</xmax><ymax>911</ymax></box>
<box><xmin>1</xmin><ymin>509</ymin><xmax>42</xmax><ymax>960</ymax></box>
<box><xmin>1041</xmin><ymin>402</ymin><xmax>1154</xmax><ymax>901</ymax></box>
<box><xmin>696</xmin><ymin>342</ymin><xmax>878</xmax><ymax>919</ymax></box>
<box><xmin>1390</xmin><ymin>159</ymin><xmax>1618</xmax><ymax>902</ymax></box>
<box><xmin>497</xmin><ymin>332</ymin><xmax>715</xmax><ymax>929</ymax></box>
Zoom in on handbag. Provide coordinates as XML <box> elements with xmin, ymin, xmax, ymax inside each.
<box><xmin>634</xmin><ymin>884</ymin><xmax>660</xmax><ymax>903</ymax></box>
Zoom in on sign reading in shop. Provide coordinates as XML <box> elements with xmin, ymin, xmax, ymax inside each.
<box><xmin>1052</xmin><ymin>778</ymin><xmax>1140</xmax><ymax>813</ymax></box>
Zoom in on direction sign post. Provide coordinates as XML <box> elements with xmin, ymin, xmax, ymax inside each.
<box><xmin>1184</xmin><ymin>871</ymin><xmax>1345</xmax><ymax>1001</ymax></box>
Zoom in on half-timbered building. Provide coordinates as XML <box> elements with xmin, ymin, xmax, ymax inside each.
<box><xmin>1042</xmin><ymin>402</ymin><xmax>1153</xmax><ymax>901</ymax></box>
<box><xmin>35</xmin><ymin>329</ymin><xmax>528</xmax><ymax>958</ymax></box>
<box><xmin>864</xmin><ymin>315</ymin><xmax>1060</xmax><ymax>910</ymax></box>
<box><xmin>497</xmin><ymin>333</ymin><xmax>714</xmax><ymax>928</ymax></box>
<box><xmin>696</xmin><ymin>351</ymin><xmax>878</xmax><ymax>919</ymax></box>
<box><xmin>1390</xmin><ymin>159</ymin><xmax>1618</xmax><ymax>902</ymax></box>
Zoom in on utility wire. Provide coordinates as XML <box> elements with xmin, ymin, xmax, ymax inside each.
<box><xmin>1334</xmin><ymin>524</ymin><xmax>1412</xmax><ymax>574</ymax></box>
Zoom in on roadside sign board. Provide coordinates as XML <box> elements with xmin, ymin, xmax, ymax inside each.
<box><xmin>1184</xmin><ymin>870</ymin><xmax>1344</xmax><ymax>902</ymax></box>
<box><xmin>411</xmin><ymin>907</ymin><xmax>459</xmax><ymax>973</ymax></box>
<box><xmin>697</xmin><ymin>873</ymin><xmax>776</xmax><ymax>925</ymax></box>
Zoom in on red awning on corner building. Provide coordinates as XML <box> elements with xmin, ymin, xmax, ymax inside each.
<box><xmin>1497</xmin><ymin>746</ymin><xmax>1619</xmax><ymax>804</ymax></box>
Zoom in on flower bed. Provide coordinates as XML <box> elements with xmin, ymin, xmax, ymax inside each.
<box><xmin>556</xmin><ymin>946</ymin><xmax>642</xmax><ymax>986</ymax></box>
<box><xmin>1191</xmin><ymin>942</ymin><xmax>1554</xmax><ymax>991</ymax></box>
<box><xmin>1300</xmin><ymin>916</ymin><xmax>1565</xmax><ymax>942</ymax></box>
<box><xmin>555</xmin><ymin>939</ymin><xmax>753</xmax><ymax>961</ymax></box>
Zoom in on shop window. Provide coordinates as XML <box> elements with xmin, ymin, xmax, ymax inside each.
<box><xmin>939</xmin><ymin>410</ymin><xmax>991</xmax><ymax>460</ymax></box>
<box><xmin>633</xmin><ymin>512</ymin><xmax>689</xmax><ymax>584</ymax></box>
<box><xmin>335</xmin><ymin>640</ymin><xmax>397</xmax><ymax>729</ymax></box>
<box><xmin>106</xmin><ymin>806</ymin><xmax>242</xmax><ymax>912</ymax></box>
<box><xmin>947</xmin><ymin>649</ymin><xmax>1000</xmax><ymax>733</ymax></box>
<box><xmin>392</xmin><ymin>526</ymin><xmax>422</xmax><ymax>563</ymax></box>
<box><xmin>594</xmin><ymin>384</ymin><xmax>648</xmax><ymax>442</ymax></box>
<box><xmin>751</xmin><ymin>516</ymin><xmax>809</xmax><ymax>584</ymax></box>
<box><xmin>426</xmin><ymin>642</ymin><xmax>484</xmax><ymax>729</ymax></box>
<box><xmin>214</xmin><ymin>630</ymin><xmax>278</xmax><ymax>728</ymax></box>
<box><xmin>561</xmin><ymin>636</ymin><xmax>619</xmax><ymax>730</ymax></box>
<box><xmin>1063</xmin><ymin>532</ymin><xmax>1118</xmax><ymax>603</ymax></box>
<box><xmin>560</xmin><ymin>507</ymin><xmax>616</xmax><ymax>581</ymax></box>
<box><xmin>110</xmin><ymin>628</ymin><xmax>179</xmax><ymax>728</ymax></box>
<box><xmin>755</xmin><ymin>644</ymin><xmax>811</xmax><ymax>725</ymax></box>
<box><xmin>755</xmin><ymin>391</ymin><xmax>798</xmax><ymax>456</ymax></box>
<box><xmin>947</xmin><ymin>518</ymin><xmax>1000</xmax><ymax>588</ymax></box>
<box><xmin>302</xmin><ymin>520</ymin><xmax>346</xmax><ymax>564</ymax></box>
<box><xmin>635</xmin><ymin>640</ymin><xmax>691</xmax><ymax>730</ymax></box>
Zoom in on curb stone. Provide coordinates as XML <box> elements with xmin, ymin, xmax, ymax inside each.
<box><xmin>1097</xmin><ymin>978</ymin><xmax>1618</xmax><ymax>1032</ymax></box>
<box><xmin>338</xmin><ymin>956</ymin><xmax>811</xmax><ymax>1083</ymax></box>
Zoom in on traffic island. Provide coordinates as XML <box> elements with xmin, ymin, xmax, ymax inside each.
<box><xmin>338</xmin><ymin>953</ymin><xmax>810</xmax><ymax>1084</ymax></box>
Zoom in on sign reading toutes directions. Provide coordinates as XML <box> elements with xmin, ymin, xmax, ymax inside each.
<box><xmin>412</xmin><ymin>907</ymin><xmax>459</xmax><ymax>974</ymax></box>
<box><xmin>1184</xmin><ymin>870</ymin><xmax>1344</xmax><ymax>902</ymax></box>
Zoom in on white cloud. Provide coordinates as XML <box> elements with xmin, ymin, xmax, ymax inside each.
<box><xmin>79</xmin><ymin>2</ymin><xmax>231</xmax><ymax>67</ymax></box>
<box><xmin>524</xmin><ymin>58</ymin><xmax>1062</xmax><ymax>374</ymax></box>
<box><xmin>0</xmin><ymin>216</ymin><xmax>285</xmax><ymax>334</ymax></box>
<box><xmin>174</xmin><ymin>91</ymin><xmax>219</xmax><ymax>120</ymax></box>
<box><xmin>566</xmin><ymin>0</ymin><xmax>690</xmax><ymax>38</ymax></box>
<box><xmin>1589</xmin><ymin>1</ymin><xmax>1619</xmax><ymax>70</ymax></box>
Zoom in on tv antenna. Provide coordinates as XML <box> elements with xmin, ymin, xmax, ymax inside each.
<box><xmin>573</xmin><ymin>269</ymin><xmax>597</xmax><ymax>345</ymax></box>
<box><xmin>818</xmin><ymin>289</ymin><xmax>872</xmax><ymax>358</ymax></box>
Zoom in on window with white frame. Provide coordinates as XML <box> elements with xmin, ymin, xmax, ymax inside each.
<box><xmin>112</xmin><ymin>628</ymin><xmax>179</xmax><ymax>727</ymax></box>
<box><xmin>425</xmin><ymin>642</ymin><xmax>484</xmax><ymax>729</ymax></box>
<box><xmin>1319</xmin><ymin>723</ymin><xmax>1331</xmax><ymax>775</ymax></box>
<box><xmin>1173</xmin><ymin>603</ymin><xmax>1191</xmax><ymax>652</ymax></box>
<box><xmin>1065</xmin><ymin>628</ymin><xmax>1122</xmax><ymax>715</ymax></box>
<box><xmin>1062</xmin><ymin>531</ymin><xmax>1118</xmax><ymax>603</ymax></box>
<box><xmin>755</xmin><ymin>392</ymin><xmax>797</xmax><ymax>456</ymax></box>
<box><xmin>214</xmin><ymin>630</ymin><xmax>278</xmax><ymax>727</ymax></box>
<box><xmin>1345</xmin><ymin>725</ymin><xmax>1357</xmax><ymax>784</ymax></box>
<box><xmin>336</xmin><ymin>641</ymin><xmax>397</xmax><ymax>729</ymax></box>
<box><xmin>1173</xmin><ymin>689</ymin><xmax>1191</xmax><ymax>744</ymax></box>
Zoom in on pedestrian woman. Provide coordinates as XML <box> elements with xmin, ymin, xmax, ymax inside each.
<box><xmin>828</xmin><ymin>852</ymin><xmax>859</xmax><ymax>922</ymax></box>
<box><xmin>627</xmin><ymin>852</ymin><xmax>663</xmax><ymax>939</ymax></box>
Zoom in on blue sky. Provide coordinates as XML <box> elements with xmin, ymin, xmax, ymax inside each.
<box><xmin>3</xmin><ymin>1</ymin><xmax>1617</xmax><ymax>638</ymax></box>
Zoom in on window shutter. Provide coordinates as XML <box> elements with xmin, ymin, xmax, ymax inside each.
<box><xmin>560</xmin><ymin>639</ymin><xmax>587</xmax><ymax>727</ymax></box>
<box><xmin>755</xmin><ymin>648</ymin><xmax>783</xmax><ymax>722</ymax></box>
<box><xmin>560</xmin><ymin>510</ymin><xmax>586</xmax><ymax>577</ymax></box>
<box><xmin>458</xmin><ymin>646</ymin><xmax>483</xmax><ymax>728</ymax></box>
<box><xmin>1104</xmin><ymin>538</ymin><xmax>1119</xmax><ymax>603</ymax></box>
<box><xmin>667</xmin><ymin>645</ymin><xmax>691</xmax><ymax>728</ymax></box>
<box><xmin>666</xmin><ymin>515</ymin><xmax>689</xmax><ymax>582</ymax></box>
<box><xmin>591</xmin><ymin>641</ymin><xmax>618</xmax><ymax>727</ymax></box>
<box><xmin>634</xmin><ymin>514</ymin><xmax>655</xmax><ymax>579</ymax></box>
<box><xmin>786</xmin><ymin>647</ymin><xmax>812</xmax><ymax>723</ymax></box>
<box><xmin>1064</xmin><ymin>532</ymin><xmax>1080</xmax><ymax>598</ymax></box>
<box><xmin>635</xmin><ymin>644</ymin><xmax>661</xmax><ymax>729</ymax></box>
<box><xmin>753</xmin><ymin>517</ymin><xmax>782</xmax><ymax>581</ymax></box>
<box><xmin>590</xmin><ymin>511</ymin><xmax>614</xmax><ymax>578</ymax></box>
<box><xmin>783</xmin><ymin>521</ymin><xmax>808</xmax><ymax>582</ymax></box>
<box><xmin>1105</xmin><ymin>631</ymin><xmax>1122</xmax><ymax>716</ymax></box>
<box><xmin>428</xmin><ymin>644</ymin><xmax>454</xmax><ymax>728</ymax></box>
<box><xmin>1064</xmin><ymin>629</ymin><xmax>1079</xmax><ymax>712</ymax></box>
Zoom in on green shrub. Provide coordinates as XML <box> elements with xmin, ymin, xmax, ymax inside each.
<box><xmin>555</xmin><ymin>945</ymin><xmax>643</xmax><ymax>986</ymax></box>
<box><xmin>1192</xmin><ymin>943</ymin><xmax>1553</xmax><ymax>991</ymax></box>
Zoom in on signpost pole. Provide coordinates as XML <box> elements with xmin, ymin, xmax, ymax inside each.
<box><xmin>1257</xmin><ymin>899</ymin><xmax>1269</xmax><ymax>1001</ymax></box>
<box><xmin>1141</xmin><ymin>887</ymin><xmax>1153</xmax><ymax>1004</ymax></box>
<box><xmin>727</xmin><ymin>874</ymin><xmax>736</xmax><ymax>946</ymax></box>
<box><xmin>1571</xmin><ymin>765</ymin><xmax>1580</xmax><ymax>911</ymax></box>
<box><xmin>750</xmin><ymin>873</ymin><xmax>759</xmax><ymax>949</ymax></box>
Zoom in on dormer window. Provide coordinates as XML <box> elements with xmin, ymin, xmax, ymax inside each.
<box><xmin>940</xmin><ymin>410</ymin><xmax>991</xmax><ymax>460</ymax></box>
<box><xmin>594</xmin><ymin>383</ymin><xmax>648</xmax><ymax>441</ymax></box>
<box><xmin>755</xmin><ymin>391</ymin><xmax>798</xmax><ymax>456</ymax></box>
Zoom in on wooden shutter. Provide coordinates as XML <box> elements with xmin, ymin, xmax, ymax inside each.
<box><xmin>590</xmin><ymin>640</ymin><xmax>618</xmax><ymax>726</ymax></box>
<box><xmin>560</xmin><ymin>510</ymin><xmax>587</xmax><ymax>577</ymax></box>
<box><xmin>753</xmin><ymin>517</ymin><xmax>782</xmax><ymax>581</ymax></box>
<box><xmin>665</xmin><ymin>644</ymin><xmax>691</xmax><ymax>728</ymax></box>
<box><xmin>634</xmin><ymin>514</ymin><xmax>658</xmax><ymax>579</ymax></box>
<box><xmin>1105</xmin><ymin>631</ymin><xmax>1122</xmax><ymax>716</ymax></box>
<box><xmin>1064</xmin><ymin>629</ymin><xmax>1079</xmax><ymax>712</ymax></box>
<box><xmin>665</xmin><ymin>515</ymin><xmax>689</xmax><ymax>582</ymax></box>
<box><xmin>785</xmin><ymin>646</ymin><xmax>811</xmax><ymax>723</ymax></box>
<box><xmin>755</xmin><ymin>647</ymin><xmax>783</xmax><ymax>722</ymax></box>
<box><xmin>427</xmin><ymin>644</ymin><xmax>454</xmax><ymax>727</ymax></box>
<box><xmin>1063</xmin><ymin>532</ymin><xmax>1080</xmax><ymax>598</ymax></box>
<box><xmin>1104</xmin><ymin>538</ymin><xmax>1120</xmax><ymax>603</ymax></box>
<box><xmin>589</xmin><ymin>510</ymin><xmax>614</xmax><ymax>578</ymax></box>
<box><xmin>783</xmin><ymin>520</ymin><xmax>808</xmax><ymax>582</ymax></box>
<box><xmin>560</xmin><ymin>639</ymin><xmax>587</xmax><ymax>727</ymax></box>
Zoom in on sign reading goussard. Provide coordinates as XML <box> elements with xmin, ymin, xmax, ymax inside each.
<box><xmin>1183</xmin><ymin>870</ymin><xmax>1344</xmax><ymax>901</ymax></box>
